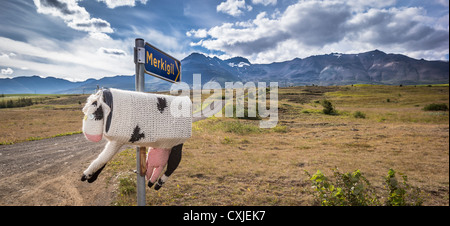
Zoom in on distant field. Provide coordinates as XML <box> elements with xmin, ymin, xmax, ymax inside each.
<box><xmin>0</xmin><ymin>94</ymin><xmax>88</xmax><ymax>144</ymax></box>
<box><xmin>0</xmin><ymin>85</ymin><xmax>448</xmax><ymax>205</ymax></box>
<box><xmin>112</xmin><ymin>85</ymin><xmax>449</xmax><ymax>206</ymax></box>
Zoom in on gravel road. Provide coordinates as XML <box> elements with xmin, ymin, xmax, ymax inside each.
<box><xmin>0</xmin><ymin>134</ymin><xmax>122</xmax><ymax>206</ymax></box>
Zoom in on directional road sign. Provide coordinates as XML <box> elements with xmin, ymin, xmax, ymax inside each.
<box><xmin>143</xmin><ymin>42</ymin><xmax>181</xmax><ymax>83</ymax></box>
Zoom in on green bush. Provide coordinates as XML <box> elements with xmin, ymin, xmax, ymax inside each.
<box><xmin>321</xmin><ymin>100</ymin><xmax>336</xmax><ymax>115</ymax></box>
<box><xmin>385</xmin><ymin>169</ymin><xmax>423</xmax><ymax>206</ymax></box>
<box><xmin>119</xmin><ymin>176</ymin><xmax>136</xmax><ymax>196</ymax></box>
<box><xmin>422</xmin><ymin>103</ymin><xmax>448</xmax><ymax>111</ymax></box>
<box><xmin>305</xmin><ymin>168</ymin><xmax>423</xmax><ymax>206</ymax></box>
<box><xmin>305</xmin><ymin>168</ymin><xmax>379</xmax><ymax>206</ymax></box>
<box><xmin>353</xmin><ymin>111</ymin><xmax>366</xmax><ymax>118</ymax></box>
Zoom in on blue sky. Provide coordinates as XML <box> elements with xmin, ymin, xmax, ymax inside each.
<box><xmin>0</xmin><ymin>0</ymin><xmax>448</xmax><ymax>81</ymax></box>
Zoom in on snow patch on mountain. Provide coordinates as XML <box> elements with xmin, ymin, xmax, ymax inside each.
<box><xmin>228</xmin><ymin>62</ymin><xmax>251</xmax><ymax>67</ymax></box>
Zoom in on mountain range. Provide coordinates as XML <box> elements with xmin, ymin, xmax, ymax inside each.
<box><xmin>0</xmin><ymin>50</ymin><xmax>448</xmax><ymax>94</ymax></box>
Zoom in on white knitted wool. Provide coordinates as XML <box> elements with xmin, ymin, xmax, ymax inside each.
<box><xmin>82</xmin><ymin>90</ymin><xmax>105</xmax><ymax>142</ymax></box>
<box><xmin>102</xmin><ymin>88</ymin><xmax>192</xmax><ymax>148</ymax></box>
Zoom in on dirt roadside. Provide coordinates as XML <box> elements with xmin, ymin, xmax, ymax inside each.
<box><xmin>0</xmin><ymin>134</ymin><xmax>124</xmax><ymax>206</ymax></box>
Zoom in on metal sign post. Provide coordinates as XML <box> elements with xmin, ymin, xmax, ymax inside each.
<box><xmin>133</xmin><ymin>38</ymin><xmax>181</xmax><ymax>206</ymax></box>
<box><xmin>134</xmin><ymin>38</ymin><xmax>146</xmax><ymax>206</ymax></box>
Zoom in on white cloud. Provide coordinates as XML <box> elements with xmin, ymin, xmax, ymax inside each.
<box><xmin>130</xmin><ymin>26</ymin><xmax>189</xmax><ymax>61</ymax></box>
<box><xmin>0</xmin><ymin>35</ymin><xmax>133</xmax><ymax>81</ymax></box>
<box><xmin>0</xmin><ymin>16</ymin><xmax>188</xmax><ymax>81</ymax></box>
<box><xmin>67</xmin><ymin>18</ymin><xmax>113</xmax><ymax>34</ymax></box>
<box><xmin>33</xmin><ymin>0</ymin><xmax>113</xmax><ymax>39</ymax></box>
<box><xmin>132</xmin><ymin>27</ymin><xmax>179</xmax><ymax>52</ymax></box>
<box><xmin>1</xmin><ymin>67</ymin><xmax>14</xmax><ymax>75</ymax></box>
<box><xmin>0</xmin><ymin>52</ymin><xmax>16</xmax><ymax>59</ymax></box>
<box><xmin>88</xmin><ymin>31</ymin><xmax>113</xmax><ymax>41</ymax></box>
<box><xmin>97</xmin><ymin>0</ymin><xmax>148</xmax><ymax>9</ymax></box>
<box><xmin>251</xmin><ymin>0</ymin><xmax>277</xmax><ymax>6</ymax></box>
<box><xmin>186</xmin><ymin>29</ymin><xmax>208</xmax><ymax>38</ymax></box>
<box><xmin>217</xmin><ymin>0</ymin><xmax>252</xmax><ymax>17</ymax></box>
<box><xmin>190</xmin><ymin>39</ymin><xmax>203</xmax><ymax>47</ymax></box>
<box><xmin>0</xmin><ymin>21</ymin><xmax>190</xmax><ymax>81</ymax></box>
<box><xmin>344</xmin><ymin>0</ymin><xmax>396</xmax><ymax>11</ymax></box>
<box><xmin>98</xmin><ymin>47</ymin><xmax>127</xmax><ymax>56</ymax></box>
<box><xmin>190</xmin><ymin>0</ymin><xmax>449</xmax><ymax>62</ymax></box>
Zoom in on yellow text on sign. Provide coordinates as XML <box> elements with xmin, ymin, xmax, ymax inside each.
<box><xmin>146</xmin><ymin>51</ymin><xmax>175</xmax><ymax>75</ymax></box>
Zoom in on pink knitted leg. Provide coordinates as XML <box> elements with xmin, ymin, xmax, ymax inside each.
<box><xmin>146</xmin><ymin>147</ymin><xmax>171</xmax><ymax>184</ymax></box>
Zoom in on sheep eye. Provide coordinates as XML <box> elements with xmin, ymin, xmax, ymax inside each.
<box><xmin>88</xmin><ymin>114</ymin><xmax>95</xmax><ymax>120</ymax></box>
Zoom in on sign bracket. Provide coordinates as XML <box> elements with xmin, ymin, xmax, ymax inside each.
<box><xmin>137</xmin><ymin>47</ymin><xmax>145</xmax><ymax>64</ymax></box>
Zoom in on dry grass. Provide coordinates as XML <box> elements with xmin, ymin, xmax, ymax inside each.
<box><xmin>0</xmin><ymin>94</ymin><xmax>87</xmax><ymax>144</ymax></box>
<box><xmin>1</xmin><ymin>86</ymin><xmax>448</xmax><ymax>206</ymax></box>
<box><xmin>113</xmin><ymin>85</ymin><xmax>449</xmax><ymax>206</ymax></box>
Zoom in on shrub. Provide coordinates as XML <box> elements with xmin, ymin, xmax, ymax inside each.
<box><xmin>422</xmin><ymin>103</ymin><xmax>448</xmax><ymax>111</ymax></box>
<box><xmin>305</xmin><ymin>168</ymin><xmax>423</xmax><ymax>206</ymax></box>
<box><xmin>353</xmin><ymin>111</ymin><xmax>366</xmax><ymax>119</ymax></box>
<box><xmin>305</xmin><ymin>168</ymin><xmax>379</xmax><ymax>206</ymax></box>
<box><xmin>321</xmin><ymin>100</ymin><xmax>336</xmax><ymax>115</ymax></box>
<box><xmin>119</xmin><ymin>176</ymin><xmax>136</xmax><ymax>196</ymax></box>
<box><xmin>385</xmin><ymin>169</ymin><xmax>423</xmax><ymax>206</ymax></box>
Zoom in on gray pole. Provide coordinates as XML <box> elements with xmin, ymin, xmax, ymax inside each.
<box><xmin>135</xmin><ymin>38</ymin><xmax>146</xmax><ymax>206</ymax></box>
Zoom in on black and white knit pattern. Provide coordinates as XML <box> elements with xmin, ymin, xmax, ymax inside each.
<box><xmin>85</xmin><ymin>88</ymin><xmax>192</xmax><ymax>148</ymax></box>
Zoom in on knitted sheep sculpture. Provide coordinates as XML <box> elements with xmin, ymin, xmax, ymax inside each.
<box><xmin>81</xmin><ymin>88</ymin><xmax>194</xmax><ymax>190</ymax></box>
